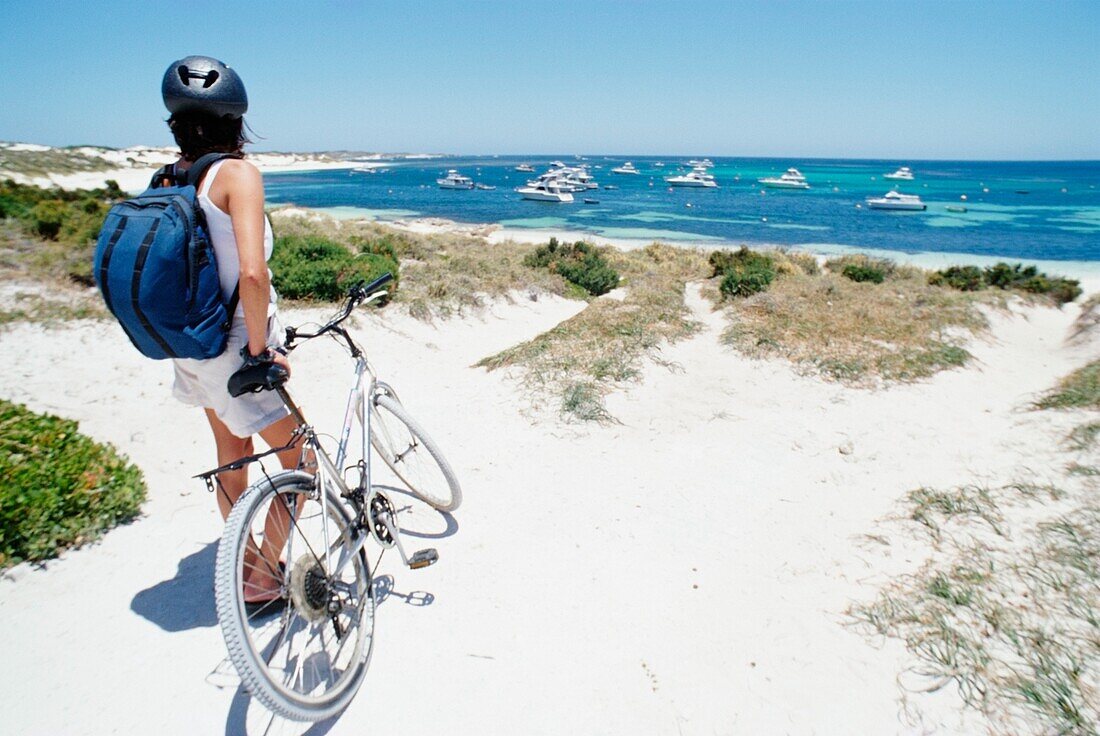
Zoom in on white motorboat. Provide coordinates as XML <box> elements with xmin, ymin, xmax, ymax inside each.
<box><xmin>475</xmin><ymin>183</ymin><xmax>496</xmax><ymax>190</ymax></box>
<box><xmin>436</xmin><ymin>170</ymin><xmax>474</xmax><ymax>189</ymax></box>
<box><xmin>866</xmin><ymin>191</ymin><xmax>926</xmax><ymax>210</ymax></box>
<box><xmin>665</xmin><ymin>167</ymin><xmax>718</xmax><ymax>188</ymax></box>
<box><xmin>687</xmin><ymin>158</ymin><xmax>714</xmax><ymax>168</ymax></box>
<box><xmin>611</xmin><ymin>162</ymin><xmax>640</xmax><ymax>175</ymax></box>
<box><xmin>884</xmin><ymin>166</ymin><xmax>915</xmax><ymax>181</ymax></box>
<box><xmin>514</xmin><ymin>163</ymin><xmax>535</xmax><ymax>173</ymax></box>
<box><xmin>758</xmin><ymin>168</ymin><xmax>810</xmax><ymax>189</ymax></box>
<box><xmin>527</xmin><ymin>165</ymin><xmax>597</xmax><ymax>192</ymax></box>
<box><xmin>517</xmin><ymin>180</ymin><xmax>574</xmax><ymax>202</ymax></box>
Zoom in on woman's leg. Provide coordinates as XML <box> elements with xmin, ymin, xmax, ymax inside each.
<box><xmin>205</xmin><ymin>408</ymin><xmax>254</xmax><ymax>519</ymax></box>
<box><xmin>243</xmin><ymin>413</ymin><xmax>310</xmax><ymax>601</ymax></box>
<box><xmin>205</xmin><ymin>409</ymin><xmax>293</xmax><ymax>602</ymax></box>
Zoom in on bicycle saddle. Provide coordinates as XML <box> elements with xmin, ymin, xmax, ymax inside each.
<box><xmin>227</xmin><ymin>360</ymin><xmax>288</xmax><ymax>397</ymax></box>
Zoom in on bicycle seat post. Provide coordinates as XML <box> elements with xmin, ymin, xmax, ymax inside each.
<box><xmin>275</xmin><ymin>385</ymin><xmax>307</xmax><ymax>429</ymax></box>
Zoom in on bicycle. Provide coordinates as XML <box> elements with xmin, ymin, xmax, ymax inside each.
<box><xmin>196</xmin><ymin>273</ymin><xmax>461</xmax><ymax>721</ymax></box>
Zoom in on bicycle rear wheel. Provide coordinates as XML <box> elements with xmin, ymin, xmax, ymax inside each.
<box><xmin>214</xmin><ymin>470</ymin><xmax>375</xmax><ymax>722</ymax></box>
<box><xmin>369</xmin><ymin>390</ymin><xmax>462</xmax><ymax>512</ymax></box>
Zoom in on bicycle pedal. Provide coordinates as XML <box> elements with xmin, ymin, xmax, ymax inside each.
<box><xmin>408</xmin><ymin>548</ymin><xmax>438</xmax><ymax>569</ymax></box>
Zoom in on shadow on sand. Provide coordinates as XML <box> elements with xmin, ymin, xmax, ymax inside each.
<box><xmin>131</xmin><ymin>541</ymin><xmax>219</xmax><ymax>631</ymax></box>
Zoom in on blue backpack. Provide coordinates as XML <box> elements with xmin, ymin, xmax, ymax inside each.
<box><xmin>94</xmin><ymin>152</ymin><xmax>241</xmax><ymax>360</ymax></box>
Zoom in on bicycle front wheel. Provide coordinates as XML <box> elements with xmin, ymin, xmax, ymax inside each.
<box><xmin>214</xmin><ymin>470</ymin><xmax>375</xmax><ymax>722</ymax></box>
<box><xmin>369</xmin><ymin>392</ymin><xmax>462</xmax><ymax>512</ymax></box>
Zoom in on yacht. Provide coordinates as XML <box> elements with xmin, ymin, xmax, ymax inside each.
<box><xmin>611</xmin><ymin>162</ymin><xmax>640</xmax><ymax>175</ymax></box>
<box><xmin>665</xmin><ymin>167</ymin><xmax>718</xmax><ymax>188</ymax></box>
<box><xmin>436</xmin><ymin>170</ymin><xmax>474</xmax><ymax>189</ymax></box>
<box><xmin>884</xmin><ymin>166</ymin><xmax>915</xmax><ymax>181</ymax></box>
<box><xmin>866</xmin><ymin>191</ymin><xmax>926</xmax><ymax>211</ymax></box>
<box><xmin>527</xmin><ymin>166</ymin><xmax>597</xmax><ymax>192</ymax></box>
<box><xmin>475</xmin><ymin>183</ymin><xmax>496</xmax><ymax>190</ymax></box>
<box><xmin>514</xmin><ymin>163</ymin><xmax>536</xmax><ymax>173</ymax></box>
<box><xmin>517</xmin><ymin>180</ymin><xmax>574</xmax><ymax>203</ymax></box>
<box><xmin>758</xmin><ymin>168</ymin><xmax>810</xmax><ymax>189</ymax></box>
<box><xmin>687</xmin><ymin>158</ymin><xmax>714</xmax><ymax>168</ymax></box>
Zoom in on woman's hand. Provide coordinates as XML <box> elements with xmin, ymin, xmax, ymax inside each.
<box><xmin>271</xmin><ymin>350</ymin><xmax>291</xmax><ymax>378</ymax></box>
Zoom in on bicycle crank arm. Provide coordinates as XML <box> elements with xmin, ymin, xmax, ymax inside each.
<box><xmin>379</xmin><ymin>513</ymin><xmax>439</xmax><ymax>570</ymax></box>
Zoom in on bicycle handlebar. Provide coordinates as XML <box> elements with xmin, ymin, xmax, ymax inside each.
<box><xmin>284</xmin><ymin>272</ymin><xmax>393</xmax><ymax>353</ymax></box>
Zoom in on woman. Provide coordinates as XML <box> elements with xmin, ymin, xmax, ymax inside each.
<box><xmin>162</xmin><ymin>56</ymin><xmax>298</xmax><ymax>605</ymax></box>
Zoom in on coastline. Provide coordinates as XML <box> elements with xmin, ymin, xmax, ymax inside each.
<box><xmin>302</xmin><ymin>205</ymin><xmax>1100</xmax><ymax>295</ymax></box>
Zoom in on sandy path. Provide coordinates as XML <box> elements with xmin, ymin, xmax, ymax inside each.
<box><xmin>0</xmin><ymin>287</ymin><xmax>1091</xmax><ymax>735</ymax></box>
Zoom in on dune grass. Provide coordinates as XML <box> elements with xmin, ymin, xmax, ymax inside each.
<box><xmin>478</xmin><ymin>243</ymin><xmax>709</xmax><ymax>421</ymax></box>
<box><xmin>268</xmin><ymin>210</ymin><xmax>568</xmax><ymax>317</ymax></box>
<box><xmin>715</xmin><ymin>252</ymin><xmax>994</xmax><ymax>384</ymax></box>
<box><xmin>0</xmin><ymin>147</ymin><xmax>114</xmax><ymax>177</ymax></box>
<box><xmin>1036</xmin><ymin>361</ymin><xmax>1100</xmax><ymax>410</ymax></box>
<box><xmin>850</xmin><ymin>480</ymin><xmax>1100</xmax><ymax>734</ymax></box>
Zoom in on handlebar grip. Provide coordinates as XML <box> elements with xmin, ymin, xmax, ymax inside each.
<box><xmin>360</xmin><ymin>272</ymin><xmax>394</xmax><ymax>296</ymax></box>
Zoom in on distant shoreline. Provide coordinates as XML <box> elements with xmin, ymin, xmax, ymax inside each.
<box><xmin>295</xmin><ymin>205</ymin><xmax>1100</xmax><ymax>294</ymax></box>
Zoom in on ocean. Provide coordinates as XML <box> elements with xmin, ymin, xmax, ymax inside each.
<box><xmin>263</xmin><ymin>156</ymin><xmax>1100</xmax><ymax>263</ymax></box>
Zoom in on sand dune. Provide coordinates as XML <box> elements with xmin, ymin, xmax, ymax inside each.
<box><xmin>0</xmin><ymin>282</ymin><xmax>1094</xmax><ymax>733</ymax></box>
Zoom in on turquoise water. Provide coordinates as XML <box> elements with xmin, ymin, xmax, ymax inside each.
<box><xmin>265</xmin><ymin>157</ymin><xmax>1100</xmax><ymax>262</ymax></box>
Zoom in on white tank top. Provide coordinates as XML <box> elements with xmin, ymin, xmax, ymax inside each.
<box><xmin>196</xmin><ymin>159</ymin><xmax>276</xmax><ymax>318</ymax></box>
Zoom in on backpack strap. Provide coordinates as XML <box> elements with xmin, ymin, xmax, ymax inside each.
<box><xmin>223</xmin><ymin>284</ymin><xmax>241</xmax><ymax>330</ymax></box>
<box><xmin>149</xmin><ymin>163</ymin><xmax>178</xmax><ymax>189</ymax></box>
<box><xmin>185</xmin><ymin>152</ymin><xmax>243</xmax><ymax>189</ymax></box>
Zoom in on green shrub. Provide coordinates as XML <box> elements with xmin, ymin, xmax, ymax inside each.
<box><xmin>270</xmin><ymin>234</ymin><xmax>399</xmax><ymax>301</ymax></box>
<box><xmin>929</xmin><ymin>265</ymin><xmax>984</xmax><ymax>291</ymax></box>
<box><xmin>983</xmin><ymin>262</ymin><xmax>1037</xmax><ymax>289</ymax></box>
<box><xmin>710</xmin><ymin>247</ymin><xmax>776</xmax><ymax>298</ymax></box>
<box><xmin>841</xmin><ymin>263</ymin><xmax>886</xmax><ymax>284</ymax></box>
<box><xmin>0</xmin><ymin>399</ymin><xmax>146</xmax><ymax>567</ymax></box>
<box><xmin>31</xmin><ymin>199</ymin><xmax>67</xmax><ymax>239</ymax></box>
<box><xmin>524</xmin><ymin>237</ymin><xmax>620</xmax><ymax>296</ymax></box>
<box><xmin>929</xmin><ymin>261</ymin><xmax>1082</xmax><ymax>305</ymax></box>
<box><xmin>1018</xmin><ymin>275</ymin><xmax>1082</xmax><ymax>305</ymax></box>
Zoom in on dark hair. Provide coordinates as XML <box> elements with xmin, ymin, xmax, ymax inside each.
<box><xmin>167</xmin><ymin>111</ymin><xmax>251</xmax><ymax>161</ymax></box>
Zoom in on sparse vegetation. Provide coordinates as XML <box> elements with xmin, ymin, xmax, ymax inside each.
<box><xmin>0</xmin><ymin>399</ymin><xmax>146</xmax><ymax>568</ymax></box>
<box><xmin>1036</xmin><ymin>360</ymin><xmax>1100</xmax><ymax>410</ymax></box>
<box><xmin>268</xmin><ymin>210</ymin><xmax>565</xmax><ymax>318</ymax></box>
<box><xmin>0</xmin><ymin>179</ymin><xmax>121</xmax><ymax>285</ymax></box>
<box><xmin>479</xmin><ymin>243</ymin><xmax>708</xmax><ymax>421</ymax></box>
<box><xmin>0</xmin><ymin>146</ymin><xmax>116</xmax><ymax>178</ymax></box>
<box><xmin>716</xmin><ymin>250</ymin><xmax>991</xmax><ymax>384</ymax></box>
<box><xmin>1066</xmin><ymin>423</ymin><xmax>1100</xmax><ymax>452</ymax></box>
<box><xmin>850</xmin><ymin>481</ymin><xmax>1100</xmax><ymax>735</ymax></box>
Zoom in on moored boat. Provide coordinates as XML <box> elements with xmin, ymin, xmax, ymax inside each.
<box><xmin>436</xmin><ymin>170</ymin><xmax>474</xmax><ymax>189</ymax></box>
<box><xmin>611</xmin><ymin>162</ymin><xmax>640</xmax><ymax>175</ymax></box>
<box><xmin>884</xmin><ymin>166</ymin><xmax>915</xmax><ymax>181</ymax></box>
<box><xmin>517</xmin><ymin>180</ymin><xmax>574</xmax><ymax>202</ymax></box>
<box><xmin>866</xmin><ymin>191</ymin><xmax>926</xmax><ymax>210</ymax></box>
<box><xmin>759</xmin><ymin>168</ymin><xmax>810</xmax><ymax>189</ymax></box>
<box><xmin>665</xmin><ymin>167</ymin><xmax>718</xmax><ymax>188</ymax></box>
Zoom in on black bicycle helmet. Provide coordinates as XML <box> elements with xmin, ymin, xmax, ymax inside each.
<box><xmin>162</xmin><ymin>56</ymin><xmax>248</xmax><ymax>119</ymax></box>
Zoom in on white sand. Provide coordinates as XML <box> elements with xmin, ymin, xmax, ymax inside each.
<box><xmin>0</xmin><ymin>278</ymin><xmax>1096</xmax><ymax>733</ymax></box>
<box><xmin>0</xmin><ymin>143</ymin><xmax>376</xmax><ymax>194</ymax></box>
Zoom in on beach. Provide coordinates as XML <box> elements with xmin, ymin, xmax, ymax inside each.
<box><xmin>1</xmin><ymin>149</ymin><xmax>1098</xmax><ymax>733</ymax></box>
<box><xmin>0</xmin><ymin>259</ymin><xmax>1096</xmax><ymax>733</ymax></box>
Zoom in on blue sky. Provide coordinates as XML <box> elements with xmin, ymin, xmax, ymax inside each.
<box><xmin>1</xmin><ymin>1</ymin><xmax>1097</xmax><ymax>159</ymax></box>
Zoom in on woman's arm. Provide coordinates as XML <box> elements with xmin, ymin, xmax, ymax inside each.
<box><xmin>222</xmin><ymin>160</ymin><xmax>289</xmax><ymax>372</ymax></box>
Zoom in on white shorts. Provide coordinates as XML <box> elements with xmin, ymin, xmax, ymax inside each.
<box><xmin>172</xmin><ymin>313</ymin><xmax>291</xmax><ymax>438</ymax></box>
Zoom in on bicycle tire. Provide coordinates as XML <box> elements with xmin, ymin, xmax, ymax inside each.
<box><xmin>214</xmin><ymin>470</ymin><xmax>375</xmax><ymax>721</ymax></box>
<box><xmin>369</xmin><ymin>392</ymin><xmax>462</xmax><ymax>512</ymax></box>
